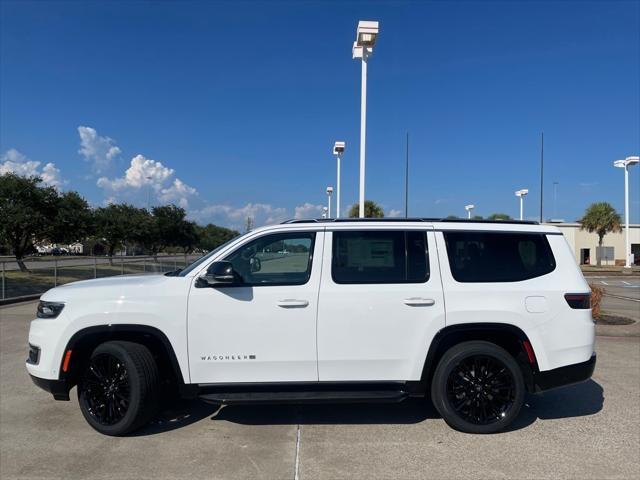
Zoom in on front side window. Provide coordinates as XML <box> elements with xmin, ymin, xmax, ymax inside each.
<box><xmin>332</xmin><ymin>230</ymin><xmax>429</xmax><ymax>284</ymax></box>
<box><xmin>443</xmin><ymin>231</ymin><xmax>556</xmax><ymax>282</ymax></box>
<box><xmin>223</xmin><ymin>232</ymin><xmax>315</xmax><ymax>286</ymax></box>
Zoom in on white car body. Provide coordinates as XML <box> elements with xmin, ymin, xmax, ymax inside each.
<box><xmin>27</xmin><ymin>220</ymin><xmax>595</xmax><ymax>405</ymax></box>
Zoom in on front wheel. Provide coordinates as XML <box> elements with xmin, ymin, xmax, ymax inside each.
<box><xmin>431</xmin><ymin>341</ymin><xmax>525</xmax><ymax>434</ymax></box>
<box><xmin>78</xmin><ymin>341</ymin><xmax>160</xmax><ymax>436</ymax></box>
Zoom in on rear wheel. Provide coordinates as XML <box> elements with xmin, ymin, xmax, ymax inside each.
<box><xmin>78</xmin><ymin>341</ymin><xmax>160</xmax><ymax>436</ymax></box>
<box><xmin>431</xmin><ymin>340</ymin><xmax>525</xmax><ymax>434</ymax></box>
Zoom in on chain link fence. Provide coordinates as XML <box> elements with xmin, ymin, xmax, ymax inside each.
<box><xmin>0</xmin><ymin>254</ymin><xmax>201</xmax><ymax>301</ymax></box>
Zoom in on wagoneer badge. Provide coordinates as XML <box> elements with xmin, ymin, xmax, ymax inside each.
<box><xmin>201</xmin><ymin>354</ymin><xmax>256</xmax><ymax>361</ymax></box>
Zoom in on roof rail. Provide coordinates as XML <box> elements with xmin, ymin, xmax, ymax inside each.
<box><xmin>281</xmin><ymin>218</ymin><xmax>539</xmax><ymax>225</ymax></box>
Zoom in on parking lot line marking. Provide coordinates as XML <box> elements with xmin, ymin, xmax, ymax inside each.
<box><xmin>622</xmin><ymin>281</ymin><xmax>631</xmax><ymax>285</ymax></box>
<box><xmin>294</xmin><ymin>423</ymin><xmax>301</xmax><ymax>480</ymax></box>
<box><xmin>600</xmin><ymin>281</ymin><xmax>609</xmax><ymax>285</ymax></box>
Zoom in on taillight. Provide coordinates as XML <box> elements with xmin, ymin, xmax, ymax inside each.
<box><xmin>564</xmin><ymin>293</ymin><xmax>591</xmax><ymax>309</ymax></box>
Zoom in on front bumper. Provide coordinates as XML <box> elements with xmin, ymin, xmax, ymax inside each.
<box><xmin>29</xmin><ymin>375</ymin><xmax>71</xmax><ymax>401</ymax></box>
<box><xmin>533</xmin><ymin>354</ymin><xmax>596</xmax><ymax>392</ymax></box>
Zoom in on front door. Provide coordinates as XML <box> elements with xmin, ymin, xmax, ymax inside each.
<box><xmin>317</xmin><ymin>228</ymin><xmax>445</xmax><ymax>381</ymax></box>
<box><xmin>187</xmin><ymin>229</ymin><xmax>323</xmax><ymax>384</ymax></box>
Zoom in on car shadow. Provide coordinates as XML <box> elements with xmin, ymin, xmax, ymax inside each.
<box><xmin>130</xmin><ymin>399</ymin><xmax>222</xmax><ymax>436</ymax></box>
<box><xmin>211</xmin><ymin>397</ymin><xmax>437</xmax><ymax>426</ymax></box>
<box><xmin>131</xmin><ymin>379</ymin><xmax>604</xmax><ymax>435</ymax></box>
<box><xmin>508</xmin><ymin>379</ymin><xmax>605</xmax><ymax>431</ymax></box>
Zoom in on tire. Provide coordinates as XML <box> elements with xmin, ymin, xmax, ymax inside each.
<box><xmin>77</xmin><ymin>341</ymin><xmax>160</xmax><ymax>436</ymax></box>
<box><xmin>431</xmin><ymin>340</ymin><xmax>525</xmax><ymax>434</ymax></box>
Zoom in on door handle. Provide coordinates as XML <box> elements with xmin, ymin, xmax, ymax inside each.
<box><xmin>277</xmin><ymin>299</ymin><xmax>309</xmax><ymax>308</ymax></box>
<box><xmin>403</xmin><ymin>297</ymin><xmax>436</xmax><ymax>307</ymax></box>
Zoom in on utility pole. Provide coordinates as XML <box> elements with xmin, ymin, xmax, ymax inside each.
<box><xmin>539</xmin><ymin>132</ymin><xmax>544</xmax><ymax>223</ymax></box>
<box><xmin>404</xmin><ymin>132</ymin><xmax>409</xmax><ymax>218</ymax></box>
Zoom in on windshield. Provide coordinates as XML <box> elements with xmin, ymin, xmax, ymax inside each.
<box><xmin>178</xmin><ymin>234</ymin><xmax>246</xmax><ymax>277</ymax></box>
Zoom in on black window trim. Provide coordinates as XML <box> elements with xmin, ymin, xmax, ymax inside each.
<box><xmin>443</xmin><ymin>231</ymin><xmax>557</xmax><ymax>283</ymax></box>
<box><xmin>220</xmin><ymin>231</ymin><xmax>317</xmax><ymax>287</ymax></box>
<box><xmin>331</xmin><ymin>229</ymin><xmax>430</xmax><ymax>285</ymax></box>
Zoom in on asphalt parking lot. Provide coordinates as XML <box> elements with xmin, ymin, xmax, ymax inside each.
<box><xmin>586</xmin><ymin>276</ymin><xmax>640</xmax><ymax>321</ymax></box>
<box><xmin>1</xmin><ymin>301</ymin><xmax>639</xmax><ymax>480</ymax></box>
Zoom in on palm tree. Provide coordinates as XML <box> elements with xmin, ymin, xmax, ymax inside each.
<box><xmin>579</xmin><ymin>202</ymin><xmax>622</xmax><ymax>266</ymax></box>
<box><xmin>348</xmin><ymin>200</ymin><xmax>384</xmax><ymax>218</ymax></box>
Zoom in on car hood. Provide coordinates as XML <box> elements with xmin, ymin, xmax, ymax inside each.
<box><xmin>40</xmin><ymin>274</ymin><xmax>173</xmax><ymax>301</ymax></box>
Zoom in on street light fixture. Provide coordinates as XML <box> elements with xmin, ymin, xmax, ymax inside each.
<box><xmin>321</xmin><ymin>206</ymin><xmax>328</xmax><ymax>219</ymax></box>
<box><xmin>353</xmin><ymin>20</ymin><xmax>379</xmax><ymax>218</ymax></box>
<box><xmin>332</xmin><ymin>141</ymin><xmax>345</xmax><ymax>218</ymax></box>
<box><xmin>326</xmin><ymin>186</ymin><xmax>334</xmax><ymax>219</ymax></box>
<box><xmin>614</xmin><ymin>156</ymin><xmax>639</xmax><ymax>268</ymax></box>
<box><xmin>515</xmin><ymin>189</ymin><xmax>529</xmax><ymax>221</ymax></box>
<box><xmin>465</xmin><ymin>204</ymin><xmax>475</xmax><ymax>219</ymax></box>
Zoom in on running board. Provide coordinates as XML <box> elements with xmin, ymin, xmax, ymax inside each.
<box><xmin>199</xmin><ymin>390</ymin><xmax>410</xmax><ymax>405</ymax></box>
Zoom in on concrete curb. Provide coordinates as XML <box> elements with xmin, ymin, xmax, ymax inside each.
<box><xmin>596</xmin><ymin>320</ymin><xmax>640</xmax><ymax>338</ymax></box>
<box><xmin>0</xmin><ymin>294</ymin><xmax>41</xmax><ymax>307</ymax></box>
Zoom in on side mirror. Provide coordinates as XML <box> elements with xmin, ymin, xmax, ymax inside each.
<box><xmin>198</xmin><ymin>261</ymin><xmax>237</xmax><ymax>287</ymax></box>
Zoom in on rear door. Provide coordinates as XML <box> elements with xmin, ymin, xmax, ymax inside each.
<box><xmin>316</xmin><ymin>227</ymin><xmax>445</xmax><ymax>381</ymax></box>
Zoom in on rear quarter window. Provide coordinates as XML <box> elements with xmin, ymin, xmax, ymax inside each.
<box><xmin>443</xmin><ymin>231</ymin><xmax>556</xmax><ymax>282</ymax></box>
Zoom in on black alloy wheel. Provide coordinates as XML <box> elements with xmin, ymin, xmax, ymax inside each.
<box><xmin>431</xmin><ymin>340</ymin><xmax>526</xmax><ymax>434</ymax></box>
<box><xmin>78</xmin><ymin>341</ymin><xmax>160</xmax><ymax>436</ymax></box>
<box><xmin>81</xmin><ymin>352</ymin><xmax>131</xmax><ymax>426</ymax></box>
<box><xmin>445</xmin><ymin>354</ymin><xmax>516</xmax><ymax>425</ymax></box>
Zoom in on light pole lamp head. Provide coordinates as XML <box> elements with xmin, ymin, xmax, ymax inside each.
<box><xmin>353</xmin><ymin>20</ymin><xmax>379</xmax><ymax>59</ymax></box>
<box><xmin>326</xmin><ymin>186</ymin><xmax>334</xmax><ymax>196</ymax></box>
<box><xmin>333</xmin><ymin>141</ymin><xmax>345</xmax><ymax>156</ymax></box>
<box><xmin>465</xmin><ymin>204</ymin><xmax>475</xmax><ymax>212</ymax></box>
<box><xmin>614</xmin><ymin>156</ymin><xmax>640</xmax><ymax>168</ymax></box>
<box><xmin>356</xmin><ymin>21</ymin><xmax>379</xmax><ymax>47</ymax></box>
<box><xmin>515</xmin><ymin>189</ymin><xmax>529</xmax><ymax>197</ymax></box>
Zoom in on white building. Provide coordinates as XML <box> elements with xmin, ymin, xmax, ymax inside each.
<box><xmin>548</xmin><ymin>222</ymin><xmax>640</xmax><ymax>266</ymax></box>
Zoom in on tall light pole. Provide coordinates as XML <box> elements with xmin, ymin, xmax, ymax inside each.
<box><xmin>326</xmin><ymin>186</ymin><xmax>334</xmax><ymax>218</ymax></box>
<box><xmin>614</xmin><ymin>156</ymin><xmax>639</xmax><ymax>268</ymax></box>
<box><xmin>515</xmin><ymin>189</ymin><xmax>529</xmax><ymax>221</ymax></box>
<box><xmin>332</xmin><ymin>142</ymin><xmax>345</xmax><ymax>218</ymax></box>
<box><xmin>353</xmin><ymin>20</ymin><xmax>379</xmax><ymax>218</ymax></box>
<box><xmin>146</xmin><ymin>175</ymin><xmax>152</xmax><ymax>209</ymax></box>
<box><xmin>465</xmin><ymin>204</ymin><xmax>475</xmax><ymax>219</ymax></box>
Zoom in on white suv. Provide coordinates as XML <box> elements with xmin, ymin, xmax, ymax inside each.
<box><xmin>26</xmin><ymin>219</ymin><xmax>596</xmax><ymax>435</ymax></box>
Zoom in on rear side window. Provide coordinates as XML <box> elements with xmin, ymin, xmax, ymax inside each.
<box><xmin>443</xmin><ymin>232</ymin><xmax>555</xmax><ymax>282</ymax></box>
<box><xmin>332</xmin><ymin>230</ymin><xmax>429</xmax><ymax>284</ymax></box>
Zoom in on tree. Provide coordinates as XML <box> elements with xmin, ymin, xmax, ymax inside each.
<box><xmin>49</xmin><ymin>191</ymin><xmax>93</xmax><ymax>246</ymax></box>
<box><xmin>348</xmin><ymin>200</ymin><xmax>384</xmax><ymax>218</ymax></box>
<box><xmin>0</xmin><ymin>174</ymin><xmax>59</xmax><ymax>271</ymax></box>
<box><xmin>446</xmin><ymin>215</ymin><xmax>460</xmax><ymax>219</ymax></box>
<box><xmin>94</xmin><ymin>204</ymin><xmax>148</xmax><ymax>262</ymax></box>
<box><xmin>148</xmin><ymin>205</ymin><xmax>195</xmax><ymax>258</ymax></box>
<box><xmin>195</xmin><ymin>224</ymin><xmax>239</xmax><ymax>251</ymax></box>
<box><xmin>487</xmin><ymin>213</ymin><xmax>511</xmax><ymax>221</ymax></box>
<box><xmin>579</xmin><ymin>202</ymin><xmax>622</xmax><ymax>266</ymax></box>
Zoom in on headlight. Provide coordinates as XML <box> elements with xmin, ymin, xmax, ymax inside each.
<box><xmin>36</xmin><ymin>301</ymin><xmax>65</xmax><ymax>319</ymax></box>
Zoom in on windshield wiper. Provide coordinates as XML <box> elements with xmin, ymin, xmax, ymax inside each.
<box><xmin>164</xmin><ymin>269</ymin><xmax>183</xmax><ymax>277</ymax></box>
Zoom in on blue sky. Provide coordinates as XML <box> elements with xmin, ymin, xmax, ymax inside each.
<box><xmin>1</xmin><ymin>0</ymin><xmax>639</xmax><ymax>229</ymax></box>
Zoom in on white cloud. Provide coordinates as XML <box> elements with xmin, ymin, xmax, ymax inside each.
<box><xmin>97</xmin><ymin>154</ymin><xmax>197</xmax><ymax>208</ymax></box>
<box><xmin>193</xmin><ymin>202</ymin><xmax>289</xmax><ymax>229</ymax></box>
<box><xmin>0</xmin><ymin>148</ymin><xmax>63</xmax><ymax>188</ymax></box>
<box><xmin>388</xmin><ymin>209</ymin><xmax>403</xmax><ymax>218</ymax></box>
<box><xmin>78</xmin><ymin>126</ymin><xmax>121</xmax><ymax>173</ymax></box>
<box><xmin>158</xmin><ymin>178</ymin><xmax>198</xmax><ymax>209</ymax></box>
<box><xmin>294</xmin><ymin>203</ymin><xmax>324</xmax><ymax>219</ymax></box>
